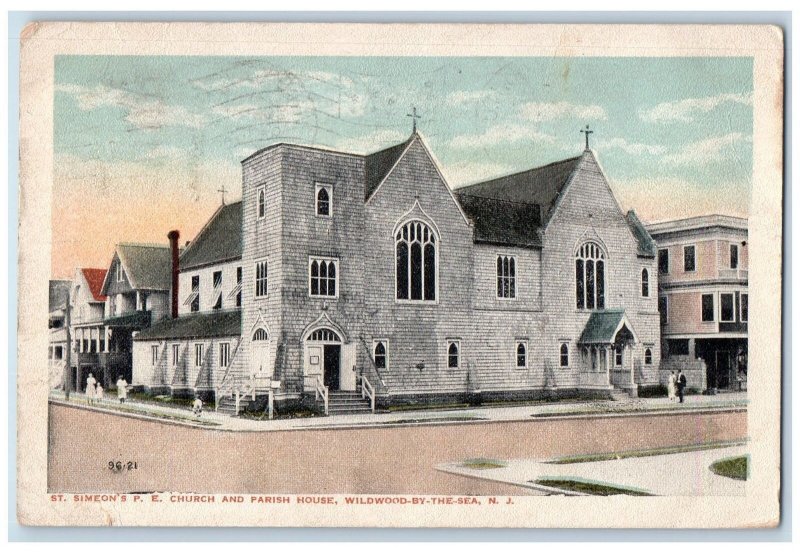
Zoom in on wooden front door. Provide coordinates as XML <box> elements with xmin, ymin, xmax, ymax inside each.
<box><xmin>323</xmin><ymin>345</ymin><xmax>341</xmax><ymax>391</ymax></box>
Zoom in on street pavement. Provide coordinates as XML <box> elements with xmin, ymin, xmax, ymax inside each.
<box><xmin>49</xmin><ymin>389</ymin><xmax>747</xmax><ymax>432</ymax></box>
<box><xmin>437</xmin><ymin>444</ymin><xmax>748</xmax><ymax>496</ymax></box>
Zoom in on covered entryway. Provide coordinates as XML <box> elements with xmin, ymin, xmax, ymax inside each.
<box><xmin>304</xmin><ymin>328</ymin><xmax>343</xmax><ymax>391</ymax></box>
<box><xmin>578</xmin><ymin>309</ymin><xmax>639</xmax><ymax>395</ymax></box>
<box><xmin>250</xmin><ymin>328</ymin><xmax>271</xmax><ymax>378</ymax></box>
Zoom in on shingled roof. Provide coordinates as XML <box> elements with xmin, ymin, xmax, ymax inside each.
<box><xmin>115</xmin><ymin>244</ymin><xmax>172</xmax><ymax>291</ymax></box>
<box><xmin>133</xmin><ymin>309</ymin><xmax>241</xmax><ymax>341</ymax></box>
<box><xmin>81</xmin><ymin>268</ymin><xmax>108</xmax><ymax>302</ymax></box>
<box><xmin>625</xmin><ymin>210</ymin><xmax>657</xmax><ymax>258</ymax></box>
<box><xmin>454</xmin><ymin>155</ymin><xmax>583</xmax><ymax>248</ymax></box>
<box><xmin>578</xmin><ymin>309</ymin><xmax>637</xmax><ymax>345</ymax></box>
<box><xmin>180</xmin><ymin>201</ymin><xmax>243</xmax><ymax>271</ymax></box>
<box><xmin>364</xmin><ymin>137</ymin><xmax>413</xmax><ymax>200</ymax></box>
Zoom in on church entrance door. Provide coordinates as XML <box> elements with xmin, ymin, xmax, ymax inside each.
<box><xmin>305</xmin><ymin>327</ymin><xmax>343</xmax><ymax>391</ymax></box>
<box><xmin>323</xmin><ymin>345</ymin><xmax>341</xmax><ymax>391</ymax></box>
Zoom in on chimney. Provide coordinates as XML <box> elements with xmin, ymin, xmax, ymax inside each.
<box><xmin>167</xmin><ymin>230</ymin><xmax>180</xmax><ymax>319</ymax></box>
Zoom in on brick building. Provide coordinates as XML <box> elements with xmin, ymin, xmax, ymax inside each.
<box><xmin>646</xmin><ymin>215</ymin><xmax>748</xmax><ymax>392</ymax></box>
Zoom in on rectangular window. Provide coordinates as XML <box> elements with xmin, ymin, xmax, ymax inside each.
<box><xmin>720</xmin><ymin>293</ymin><xmax>735</xmax><ymax>322</ymax></box>
<box><xmin>212</xmin><ymin>271</ymin><xmax>223</xmax><ymax>310</ymax></box>
<box><xmin>172</xmin><ymin>344</ymin><xmax>179</xmax><ymax>366</ymax></box>
<box><xmin>496</xmin><ymin>255</ymin><xmax>516</xmax><ymax>299</ymax></box>
<box><xmin>373</xmin><ymin>340</ymin><xmax>387</xmax><ymax>370</ymax></box>
<box><xmin>315</xmin><ymin>184</ymin><xmax>332</xmax><ymax>217</ymax></box>
<box><xmin>614</xmin><ymin>346</ymin><xmax>623</xmax><ymax>367</ymax></box>
<box><xmin>117</xmin><ymin>262</ymin><xmax>124</xmax><ymax>282</ymax></box>
<box><xmin>219</xmin><ymin>342</ymin><xmax>230</xmax><ymax>368</ymax></box>
<box><xmin>447</xmin><ymin>340</ymin><xmax>460</xmax><ymax>369</ymax></box>
<box><xmin>515</xmin><ymin>340</ymin><xmax>528</xmax><ymax>369</ymax></box>
<box><xmin>658</xmin><ymin>248</ymin><xmax>669</xmax><ymax>275</ymax></box>
<box><xmin>151</xmin><ymin>345</ymin><xmax>159</xmax><ymax>366</ymax></box>
<box><xmin>55</xmin><ymin>346</ymin><xmax>63</xmax><ymax>360</ymax></box>
<box><xmin>683</xmin><ymin>245</ymin><xmax>696</xmax><ymax>272</ymax></box>
<box><xmin>740</xmin><ymin>293</ymin><xmax>748</xmax><ymax>322</ymax></box>
<box><xmin>701</xmin><ymin>294</ymin><xmax>715</xmax><ymax>322</ymax></box>
<box><xmin>236</xmin><ymin>266</ymin><xmax>243</xmax><ymax>307</ymax></box>
<box><xmin>659</xmin><ymin>296</ymin><xmax>668</xmax><ymax>326</ymax></box>
<box><xmin>255</xmin><ymin>260</ymin><xmax>268</xmax><ymax>298</ymax></box>
<box><xmin>194</xmin><ymin>343</ymin><xmax>204</xmax><ymax>367</ymax></box>
<box><xmin>190</xmin><ymin>275</ymin><xmax>200</xmax><ymax>312</ymax></box>
<box><xmin>309</xmin><ymin>257</ymin><xmax>338</xmax><ymax>298</ymax></box>
<box><xmin>730</xmin><ymin>244</ymin><xmax>739</xmax><ymax>269</ymax></box>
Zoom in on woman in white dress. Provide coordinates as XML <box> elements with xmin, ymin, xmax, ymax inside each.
<box><xmin>85</xmin><ymin>373</ymin><xmax>96</xmax><ymax>405</ymax></box>
<box><xmin>116</xmin><ymin>377</ymin><xmax>128</xmax><ymax>404</ymax></box>
<box><xmin>667</xmin><ymin>370</ymin><xmax>677</xmax><ymax>402</ymax></box>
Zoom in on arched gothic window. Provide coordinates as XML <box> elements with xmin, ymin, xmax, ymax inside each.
<box><xmin>497</xmin><ymin>255</ymin><xmax>516</xmax><ymax>299</ymax></box>
<box><xmin>516</xmin><ymin>342</ymin><xmax>527</xmax><ymax>368</ymax></box>
<box><xmin>644</xmin><ymin>348</ymin><xmax>653</xmax><ymax>365</ymax></box>
<box><xmin>252</xmin><ymin>328</ymin><xmax>269</xmax><ymax>341</ymax></box>
<box><xmin>575</xmin><ymin>241</ymin><xmax>606</xmax><ymax>309</ymax></box>
<box><xmin>641</xmin><ymin>268</ymin><xmax>650</xmax><ymax>297</ymax></box>
<box><xmin>316</xmin><ymin>186</ymin><xmax>330</xmax><ymax>216</ymax></box>
<box><xmin>560</xmin><ymin>343</ymin><xmax>570</xmax><ymax>367</ymax></box>
<box><xmin>447</xmin><ymin>341</ymin><xmax>460</xmax><ymax>368</ymax></box>
<box><xmin>373</xmin><ymin>341</ymin><xmax>387</xmax><ymax>369</ymax></box>
<box><xmin>396</xmin><ymin>221</ymin><xmax>437</xmax><ymax>301</ymax></box>
<box><xmin>257</xmin><ymin>188</ymin><xmax>266</xmax><ymax>219</ymax></box>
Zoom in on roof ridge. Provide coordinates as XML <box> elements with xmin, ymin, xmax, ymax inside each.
<box><xmin>457</xmin><ymin>154</ymin><xmax>583</xmax><ymax>191</ymax></box>
<box><xmin>456</xmin><ymin>192</ymin><xmax>542</xmax><ymax>208</ymax></box>
<box><xmin>118</xmin><ymin>242</ymin><xmax>170</xmax><ymax>249</ymax></box>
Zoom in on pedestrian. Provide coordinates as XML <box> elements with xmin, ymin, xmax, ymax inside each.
<box><xmin>677</xmin><ymin>369</ymin><xmax>687</xmax><ymax>403</ymax></box>
<box><xmin>86</xmin><ymin>373</ymin><xmax>96</xmax><ymax>405</ymax></box>
<box><xmin>192</xmin><ymin>397</ymin><xmax>203</xmax><ymax>417</ymax></box>
<box><xmin>96</xmin><ymin>383</ymin><xmax>104</xmax><ymax>402</ymax></box>
<box><xmin>116</xmin><ymin>376</ymin><xmax>128</xmax><ymax>404</ymax></box>
<box><xmin>667</xmin><ymin>370</ymin><xmax>677</xmax><ymax>402</ymax></box>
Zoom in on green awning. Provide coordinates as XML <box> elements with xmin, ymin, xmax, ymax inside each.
<box><xmin>103</xmin><ymin>310</ymin><xmax>151</xmax><ymax>329</ymax></box>
<box><xmin>578</xmin><ymin>310</ymin><xmax>638</xmax><ymax>345</ymax></box>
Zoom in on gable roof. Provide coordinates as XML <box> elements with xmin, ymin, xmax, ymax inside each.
<box><xmin>180</xmin><ymin>201</ymin><xmax>243</xmax><ymax>271</ymax></box>
<box><xmin>453</xmin><ymin>155</ymin><xmax>582</xmax><ymax>248</ymax></box>
<box><xmin>133</xmin><ymin>309</ymin><xmax>241</xmax><ymax>341</ymax></box>
<box><xmin>625</xmin><ymin>210</ymin><xmax>657</xmax><ymax>258</ymax></box>
<box><xmin>81</xmin><ymin>268</ymin><xmax>108</xmax><ymax>302</ymax></box>
<box><xmin>49</xmin><ymin>280</ymin><xmax>72</xmax><ymax>312</ymax></box>
<box><xmin>456</xmin><ymin>194</ymin><xmax>542</xmax><ymax>248</ymax></box>
<box><xmin>114</xmin><ymin>243</ymin><xmax>172</xmax><ymax>292</ymax></box>
<box><xmin>578</xmin><ymin>309</ymin><xmax>638</xmax><ymax>345</ymax></box>
<box><xmin>364</xmin><ymin>137</ymin><xmax>414</xmax><ymax>200</ymax></box>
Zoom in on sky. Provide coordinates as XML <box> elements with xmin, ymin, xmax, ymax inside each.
<box><xmin>52</xmin><ymin>55</ymin><xmax>753</xmax><ymax>279</ymax></box>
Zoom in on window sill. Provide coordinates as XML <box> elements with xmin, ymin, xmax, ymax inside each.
<box><xmin>395</xmin><ymin>299</ymin><xmax>439</xmax><ymax>306</ymax></box>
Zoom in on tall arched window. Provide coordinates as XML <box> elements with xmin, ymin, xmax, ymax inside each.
<box><xmin>447</xmin><ymin>341</ymin><xmax>460</xmax><ymax>368</ymax></box>
<box><xmin>560</xmin><ymin>343</ymin><xmax>570</xmax><ymax>367</ymax></box>
<box><xmin>644</xmin><ymin>348</ymin><xmax>653</xmax><ymax>365</ymax></box>
<box><xmin>396</xmin><ymin>220</ymin><xmax>437</xmax><ymax>301</ymax></box>
<box><xmin>516</xmin><ymin>342</ymin><xmax>527</xmax><ymax>368</ymax></box>
<box><xmin>257</xmin><ymin>188</ymin><xmax>266</xmax><ymax>219</ymax></box>
<box><xmin>373</xmin><ymin>341</ymin><xmax>387</xmax><ymax>369</ymax></box>
<box><xmin>641</xmin><ymin>268</ymin><xmax>650</xmax><ymax>297</ymax></box>
<box><xmin>316</xmin><ymin>186</ymin><xmax>331</xmax><ymax>216</ymax></box>
<box><xmin>575</xmin><ymin>241</ymin><xmax>606</xmax><ymax>309</ymax></box>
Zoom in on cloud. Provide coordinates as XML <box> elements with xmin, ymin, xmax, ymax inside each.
<box><xmin>661</xmin><ymin>132</ymin><xmax>752</xmax><ymax>166</ymax></box>
<box><xmin>336</xmin><ymin>129</ymin><xmax>408</xmax><ymax>154</ymax></box>
<box><xmin>211</xmin><ymin>101</ymin><xmax>315</xmax><ymax>124</ymax></box>
<box><xmin>639</xmin><ymin>92</ymin><xmax>752</xmax><ymax>123</ymax></box>
<box><xmin>55</xmin><ymin>83</ymin><xmax>206</xmax><ymax>130</ymax></box>
<box><xmin>446</xmin><ymin>90</ymin><xmax>496</xmax><ymax>105</ymax></box>
<box><xmin>596</xmin><ymin>137</ymin><xmax>667</xmax><ymax>156</ymax></box>
<box><xmin>143</xmin><ymin>145</ymin><xmax>190</xmax><ymax>161</ymax></box>
<box><xmin>443</xmin><ymin>161</ymin><xmax>512</xmax><ymax>187</ymax></box>
<box><xmin>449</xmin><ymin>124</ymin><xmax>555</xmax><ymax>149</ymax></box>
<box><xmin>519</xmin><ymin>101</ymin><xmax>607</xmax><ymax>122</ymax></box>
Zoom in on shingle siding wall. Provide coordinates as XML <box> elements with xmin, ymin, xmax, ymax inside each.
<box><xmin>177</xmin><ymin>261</ymin><xmax>242</xmax><ymax>316</ymax></box>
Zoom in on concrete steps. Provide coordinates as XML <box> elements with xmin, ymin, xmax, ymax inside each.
<box><xmin>318</xmin><ymin>390</ymin><xmax>374</xmax><ymax>415</ymax></box>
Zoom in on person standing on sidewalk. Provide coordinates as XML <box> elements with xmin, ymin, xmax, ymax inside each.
<box><xmin>116</xmin><ymin>376</ymin><xmax>128</xmax><ymax>404</ymax></box>
<box><xmin>85</xmin><ymin>373</ymin><xmax>96</xmax><ymax>405</ymax></box>
<box><xmin>677</xmin><ymin>370</ymin><xmax>687</xmax><ymax>403</ymax></box>
<box><xmin>667</xmin><ymin>371</ymin><xmax>677</xmax><ymax>402</ymax></box>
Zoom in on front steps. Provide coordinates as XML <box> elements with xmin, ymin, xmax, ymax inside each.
<box><xmin>216</xmin><ymin>395</ymin><xmax>253</xmax><ymax>416</ymax></box>
<box><xmin>317</xmin><ymin>390</ymin><xmax>374</xmax><ymax>415</ymax></box>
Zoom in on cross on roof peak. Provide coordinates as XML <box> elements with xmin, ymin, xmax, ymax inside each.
<box><xmin>407</xmin><ymin>106</ymin><xmax>421</xmax><ymax>134</ymax></box>
<box><xmin>580</xmin><ymin>124</ymin><xmax>594</xmax><ymax>151</ymax></box>
<box><xmin>217</xmin><ymin>184</ymin><xmax>227</xmax><ymax>205</ymax></box>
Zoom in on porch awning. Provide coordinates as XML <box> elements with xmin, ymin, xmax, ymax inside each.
<box><xmin>103</xmin><ymin>310</ymin><xmax>151</xmax><ymax>329</ymax></box>
<box><xmin>578</xmin><ymin>309</ymin><xmax>638</xmax><ymax>345</ymax></box>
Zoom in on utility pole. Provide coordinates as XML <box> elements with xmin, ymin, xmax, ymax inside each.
<box><xmin>63</xmin><ymin>290</ymin><xmax>71</xmax><ymax>400</ymax></box>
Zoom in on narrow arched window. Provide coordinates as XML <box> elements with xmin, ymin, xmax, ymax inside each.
<box><xmin>447</xmin><ymin>341</ymin><xmax>460</xmax><ymax>368</ymax></box>
<box><xmin>516</xmin><ymin>342</ymin><xmax>527</xmax><ymax>368</ymax></box>
<box><xmin>559</xmin><ymin>343</ymin><xmax>569</xmax><ymax>367</ymax></box>
<box><xmin>396</xmin><ymin>221</ymin><xmax>437</xmax><ymax>301</ymax></box>
<box><xmin>641</xmin><ymin>268</ymin><xmax>650</xmax><ymax>297</ymax></box>
<box><xmin>576</xmin><ymin>241</ymin><xmax>606</xmax><ymax>309</ymax></box>
<box><xmin>316</xmin><ymin>185</ymin><xmax>331</xmax><ymax>216</ymax></box>
<box><xmin>497</xmin><ymin>255</ymin><xmax>516</xmax><ymax>299</ymax></box>
<box><xmin>257</xmin><ymin>188</ymin><xmax>266</xmax><ymax>219</ymax></box>
<box><xmin>644</xmin><ymin>348</ymin><xmax>653</xmax><ymax>365</ymax></box>
<box><xmin>373</xmin><ymin>341</ymin><xmax>387</xmax><ymax>369</ymax></box>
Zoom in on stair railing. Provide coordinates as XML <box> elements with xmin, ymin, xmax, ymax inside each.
<box><xmin>215</xmin><ymin>339</ymin><xmax>242</xmax><ymax>411</ymax></box>
<box><xmin>315</xmin><ymin>375</ymin><xmax>329</xmax><ymax>415</ymax></box>
<box><xmin>359</xmin><ymin>374</ymin><xmax>376</xmax><ymax>413</ymax></box>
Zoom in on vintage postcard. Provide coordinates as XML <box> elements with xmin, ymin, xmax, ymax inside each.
<box><xmin>16</xmin><ymin>22</ymin><xmax>783</xmax><ymax>528</ymax></box>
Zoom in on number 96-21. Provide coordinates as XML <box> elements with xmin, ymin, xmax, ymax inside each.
<box><xmin>108</xmin><ymin>461</ymin><xmax>138</xmax><ymax>471</ymax></box>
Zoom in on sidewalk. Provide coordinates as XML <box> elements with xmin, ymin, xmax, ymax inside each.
<box><xmin>437</xmin><ymin>443</ymin><xmax>748</xmax><ymax>496</ymax></box>
<box><xmin>49</xmin><ymin>390</ymin><xmax>747</xmax><ymax>432</ymax></box>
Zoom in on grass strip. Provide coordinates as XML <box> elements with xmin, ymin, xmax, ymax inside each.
<box><xmin>709</xmin><ymin>455</ymin><xmax>749</xmax><ymax>481</ymax></box>
<box><xmin>533</xmin><ymin>478</ymin><xmax>652</xmax><ymax>496</ymax></box>
<box><xmin>547</xmin><ymin>440</ymin><xmax>746</xmax><ymax>464</ymax></box>
<box><xmin>461</xmin><ymin>459</ymin><xmax>506</xmax><ymax>470</ymax></box>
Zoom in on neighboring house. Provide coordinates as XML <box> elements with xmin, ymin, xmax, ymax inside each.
<box><xmin>200</xmin><ymin>130</ymin><xmax>661</xmax><ymax>413</ymax></box>
<box><xmin>65</xmin><ymin>268</ymin><xmax>109</xmax><ymax>391</ymax></box>
<box><xmin>132</xmin><ymin>202</ymin><xmax>243</xmax><ymax>400</ymax></box>
<box><xmin>95</xmin><ymin>243</ymin><xmax>172</xmax><ymax>390</ymax></box>
<box><xmin>646</xmin><ymin>215</ymin><xmax>748</xmax><ymax>392</ymax></box>
<box><xmin>48</xmin><ymin>279</ymin><xmax>72</xmax><ymax>390</ymax></box>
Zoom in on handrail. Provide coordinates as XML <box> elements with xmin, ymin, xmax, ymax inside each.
<box><xmin>315</xmin><ymin>375</ymin><xmax>329</xmax><ymax>415</ymax></box>
<box><xmin>215</xmin><ymin>339</ymin><xmax>242</xmax><ymax>411</ymax></box>
<box><xmin>359</xmin><ymin>374</ymin><xmax>375</xmax><ymax>413</ymax></box>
